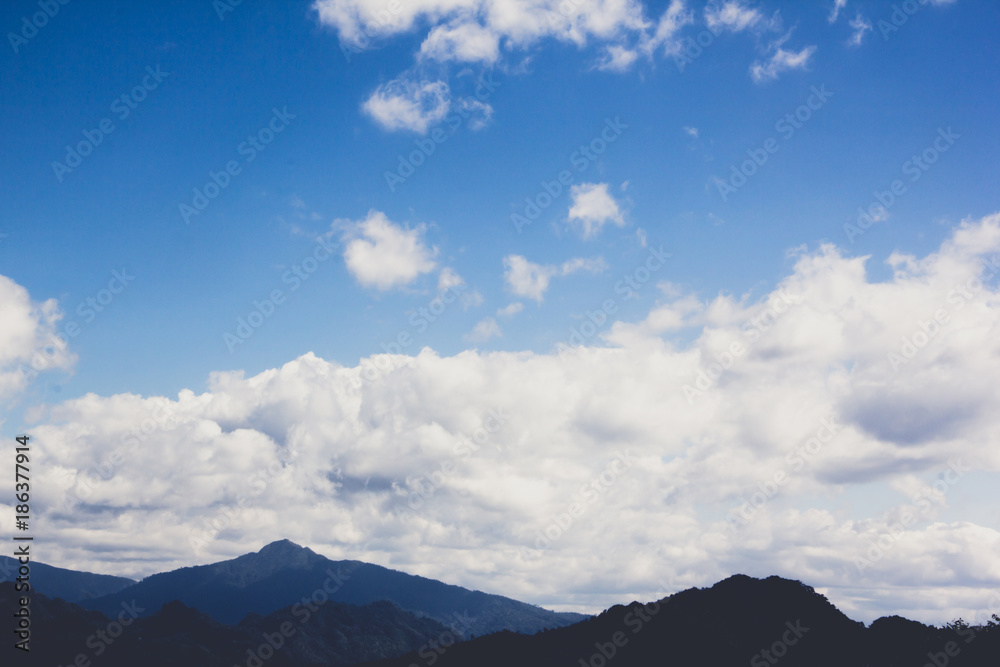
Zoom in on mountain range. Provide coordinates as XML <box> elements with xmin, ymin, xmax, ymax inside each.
<box><xmin>6</xmin><ymin>540</ymin><xmax>998</xmax><ymax>666</ymax></box>
<box><xmin>77</xmin><ymin>539</ymin><xmax>586</xmax><ymax>635</ymax></box>
<box><xmin>0</xmin><ymin>581</ymin><xmax>452</xmax><ymax>667</ymax></box>
<box><xmin>362</xmin><ymin>574</ymin><xmax>1000</xmax><ymax>667</ymax></box>
<box><xmin>0</xmin><ymin>553</ymin><xmax>135</xmax><ymax>602</ymax></box>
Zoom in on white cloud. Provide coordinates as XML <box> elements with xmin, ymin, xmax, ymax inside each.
<box><xmin>503</xmin><ymin>254</ymin><xmax>607</xmax><ymax>301</ymax></box>
<box><xmin>315</xmin><ymin>0</ymin><xmax>651</xmax><ymax>64</ymax></box>
<box><xmin>595</xmin><ymin>44</ymin><xmax>639</xmax><ymax>72</ymax></box>
<box><xmin>497</xmin><ymin>302</ymin><xmax>524</xmax><ymax>318</ymax></box>
<box><xmin>317</xmin><ymin>0</ymin><xmax>700</xmax><ymax>74</ymax></box>
<box><xmin>437</xmin><ymin>267</ymin><xmax>465</xmax><ymax>292</ymax></box>
<box><xmin>439</xmin><ymin>267</ymin><xmax>483</xmax><ymax>309</ymax></box>
<box><xmin>465</xmin><ymin>316</ymin><xmax>502</xmax><ymax>342</ymax></box>
<box><xmin>558</xmin><ymin>257</ymin><xmax>608</xmax><ymax>275</ymax></box>
<box><xmin>17</xmin><ymin>214</ymin><xmax>1000</xmax><ymax>625</ymax></box>
<box><xmin>847</xmin><ymin>13</ymin><xmax>872</xmax><ymax>47</ymax></box>
<box><xmin>362</xmin><ymin>78</ymin><xmax>451</xmax><ymax>134</ymax></box>
<box><xmin>750</xmin><ymin>38</ymin><xmax>816</xmax><ymax>83</ymax></box>
<box><xmin>339</xmin><ymin>210</ymin><xmax>437</xmax><ymax>290</ymax></box>
<box><xmin>461</xmin><ymin>290</ymin><xmax>484</xmax><ymax>310</ymax></box>
<box><xmin>705</xmin><ymin>0</ymin><xmax>761</xmax><ymax>33</ymax></box>
<box><xmin>683</xmin><ymin>126</ymin><xmax>698</xmax><ymax>138</ymax></box>
<box><xmin>0</xmin><ymin>275</ymin><xmax>76</xmax><ymax>401</ymax></box>
<box><xmin>455</xmin><ymin>98</ymin><xmax>494</xmax><ymax>131</ymax></box>
<box><xmin>419</xmin><ymin>20</ymin><xmax>501</xmax><ymax>64</ymax></box>
<box><xmin>568</xmin><ymin>183</ymin><xmax>626</xmax><ymax>239</ymax></box>
<box><xmin>503</xmin><ymin>255</ymin><xmax>556</xmax><ymax>302</ymax></box>
<box><xmin>640</xmin><ymin>0</ymin><xmax>692</xmax><ymax>56</ymax></box>
<box><xmin>828</xmin><ymin>0</ymin><xmax>847</xmax><ymax>23</ymax></box>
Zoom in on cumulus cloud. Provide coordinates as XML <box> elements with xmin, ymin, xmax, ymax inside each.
<box><xmin>705</xmin><ymin>0</ymin><xmax>762</xmax><ymax>33</ymax></box>
<box><xmin>568</xmin><ymin>183</ymin><xmax>626</xmax><ymax>239</ymax></box>
<box><xmin>438</xmin><ymin>267</ymin><xmax>485</xmax><ymax>310</ymax></box>
<box><xmin>503</xmin><ymin>254</ymin><xmax>608</xmax><ymax>301</ymax></box>
<box><xmin>362</xmin><ymin>77</ymin><xmax>451</xmax><ymax>134</ymax></box>
<box><xmin>594</xmin><ymin>44</ymin><xmax>640</xmax><ymax>72</ymax></box>
<box><xmin>339</xmin><ymin>210</ymin><xmax>437</xmax><ymax>290</ymax></box>
<box><xmin>14</xmin><ymin>214</ymin><xmax>1000</xmax><ymax>624</ymax></box>
<box><xmin>465</xmin><ymin>316</ymin><xmax>502</xmax><ymax>342</ymax></box>
<box><xmin>497</xmin><ymin>302</ymin><xmax>524</xmax><ymax>318</ymax></box>
<box><xmin>315</xmin><ymin>0</ymin><xmax>650</xmax><ymax>61</ymax></box>
<box><xmin>437</xmin><ymin>267</ymin><xmax>465</xmax><ymax>292</ymax></box>
<box><xmin>419</xmin><ymin>20</ymin><xmax>501</xmax><ymax>64</ymax></box>
<box><xmin>318</xmin><ymin>0</ymin><xmax>697</xmax><ymax>74</ymax></box>
<box><xmin>503</xmin><ymin>256</ymin><xmax>555</xmax><ymax>302</ymax></box>
<box><xmin>750</xmin><ymin>37</ymin><xmax>816</xmax><ymax>83</ymax></box>
<box><xmin>0</xmin><ymin>274</ymin><xmax>75</xmax><ymax>401</ymax></box>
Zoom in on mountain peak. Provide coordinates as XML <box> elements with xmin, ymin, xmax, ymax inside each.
<box><xmin>257</xmin><ymin>539</ymin><xmax>305</xmax><ymax>556</ymax></box>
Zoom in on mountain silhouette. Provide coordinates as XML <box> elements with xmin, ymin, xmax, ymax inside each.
<box><xmin>15</xmin><ymin>546</ymin><xmax>999</xmax><ymax>666</ymax></box>
<box><xmin>361</xmin><ymin>574</ymin><xmax>1000</xmax><ymax>667</ymax></box>
<box><xmin>2</xmin><ymin>580</ymin><xmax>454</xmax><ymax>667</ymax></box>
<box><xmin>80</xmin><ymin>539</ymin><xmax>586</xmax><ymax>635</ymax></box>
<box><xmin>0</xmin><ymin>554</ymin><xmax>135</xmax><ymax>602</ymax></box>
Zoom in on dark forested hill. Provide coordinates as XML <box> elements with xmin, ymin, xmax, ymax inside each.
<box><xmin>14</xmin><ymin>544</ymin><xmax>1000</xmax><ymax>667</ymax></box>
<box><xmin>80</xmin><ymin>539</ymin><xmax>585</xmax><ymax>635</ymax></box>
<box><xmin>360</xmin><ymin>574</ymin><xmax>1000</xmax><ymax>667</ymax></box>
<box><xmin>0</xmin><ymin>554</ymin><xmax>135</xmax><ymax>602</ymax></box>
<box><xmin>1</xmin><ymin>580</ymin><xmax>454</xmax><ymax>667</ymax></box>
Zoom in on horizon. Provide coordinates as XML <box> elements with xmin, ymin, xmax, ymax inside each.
<box><xmin>2</xmin><ymin>0</ymin><xmax>999</xmax><ymax>630</ymax></box>
<box><xmin>15</xmin><ymin>536</ymin><xmax>993</xmax><ymax>628</ymax></box>
<box><xmin>15</xmin><ymin>538</ymin><xmax>1000</xmax><ymax>627</ymax></box>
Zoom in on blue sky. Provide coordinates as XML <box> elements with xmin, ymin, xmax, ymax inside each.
<box><xmin>2</xmin><ymin>0</ymin><xmax>1000</xmax><ymax>625</ymax></box>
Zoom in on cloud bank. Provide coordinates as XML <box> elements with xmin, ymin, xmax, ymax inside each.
<box><xmin>13</xmin><ymin>214</ymin><xmax>1000</xmax><ymax>624</ymax></box>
